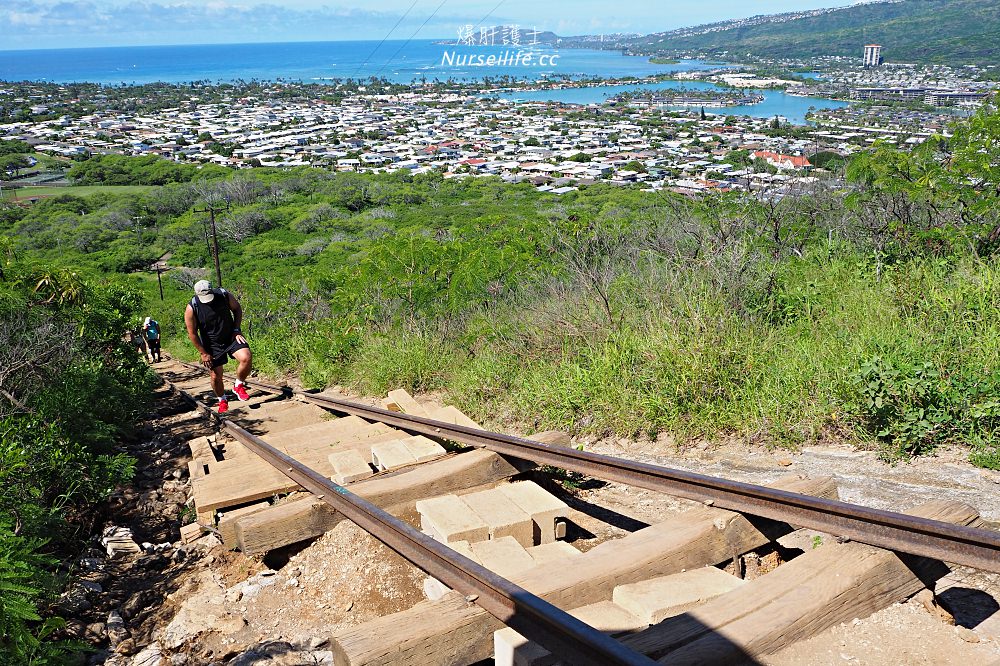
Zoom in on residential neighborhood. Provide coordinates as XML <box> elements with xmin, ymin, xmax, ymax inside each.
<box><xmin>0</xmin><ymin>70</ymin><xmax>992</xmax><ymax>199</ymax></box>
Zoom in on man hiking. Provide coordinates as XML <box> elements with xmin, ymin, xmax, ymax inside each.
<box><xmin>142</xmin><ymin>316</ymin><xmax>161</xmax><ymax>363</ymax></box>
<box><xmin>184</xmin><ymin>279</ymin><xmax>253</xmax><ymax>413</ymax></box>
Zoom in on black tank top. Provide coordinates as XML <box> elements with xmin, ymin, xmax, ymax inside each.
<box><xmin>190</xmin><ymin>288</ymin><xmax>235</xmax><ymax>352</ymax></box>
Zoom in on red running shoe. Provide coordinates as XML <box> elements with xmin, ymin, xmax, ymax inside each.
<box><xmin>233</xmin><ymin>383</ymin><xmax>250</xmax><ymax>401</ymax></box>
<box><xmin>218</xmin><ymin>398</ymin><xmax>229</xmax><ymax>414</ymax></box>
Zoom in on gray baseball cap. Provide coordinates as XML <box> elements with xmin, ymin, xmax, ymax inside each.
<box><xmin>194</xmin><ymin>280</ymin><xmax>215</xmax><ymax>303</ymax></box>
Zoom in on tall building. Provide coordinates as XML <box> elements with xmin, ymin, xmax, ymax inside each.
<box><xmin>863</xmin><ymin>44</ymin><xmax>883</xmax><ymax>68</ymax></box>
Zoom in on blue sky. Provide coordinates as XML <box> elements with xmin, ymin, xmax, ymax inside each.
<box><xmin>0</xmin><ymin>0</ymin><xmax>860</xmax><ymax>51</ymax></box>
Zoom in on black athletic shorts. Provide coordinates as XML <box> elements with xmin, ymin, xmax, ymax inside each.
<box><xmin>210</xmin><ymin>339</ymin><xmax>250</xmax><ymax>369</ymax></box>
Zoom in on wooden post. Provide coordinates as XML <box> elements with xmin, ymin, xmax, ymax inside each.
<box><xmin>208</xmin><ymin>207</ymin><xmax>222</xmax><ymax>287</ymax></box>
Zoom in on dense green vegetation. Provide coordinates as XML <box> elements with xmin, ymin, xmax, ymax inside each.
<box><xmin>0</xmin><ymin>245</ymin><xmax>152</xmax><ymax>662</ymax></box>
<box><xmin>628</xmin><ymin>0</ymin><xmax>1000</xmax><ymax>65</ymax></box>
<box><xmin>4</xmin><ymin>98</ymin><xmax>1000</xmax><ymax>473</ymax></box>
<box><xmin>3</xmin><ymin>97</ymin><xmax>1000</xmax><ymax>470</ymax></box>
<box><xmin>2</xmin><ymin>89</ymin><xmax>999</xmax><ymax>660</ymax></box>
<box><xmin>67</xmin><ymin>154</ymin><xmax>229</xmax><ymax>187</ymax></box>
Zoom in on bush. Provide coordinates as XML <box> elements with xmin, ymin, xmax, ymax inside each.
<box><xmin>67</xmin><ymin>154</ymin><xmax>218</xmax><ymax>186</ymax></box>
<box><xmin>0</xmin><ymin>522</ymin><xmax>80</xmax><ymax>665</ymax></box>
<box><xmin>848</xmin><ymin>358</ymin><xmax>951</xmax><ymax>458</ymax></box>
<box><xmin>0</xmin><ymin>257</ymin><xmax>151</xmax><ymax>661</ymax></box>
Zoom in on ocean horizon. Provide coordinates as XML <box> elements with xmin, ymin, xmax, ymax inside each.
<box><xmin>0</xmin><ymin>39</ymin><xmax>717</xmax><ymax>86</ymax></box>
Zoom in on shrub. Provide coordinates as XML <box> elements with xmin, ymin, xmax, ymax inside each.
<box><xmin>0</xmin><ymin>258</ymin><xmax>150</xmax><ymax>661</ymax></box>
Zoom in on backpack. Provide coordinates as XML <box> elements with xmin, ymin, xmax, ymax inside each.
<box><xmin>189</xmin><ymin>288</ymin><xmax>231</xmax><ymax>342</ymax></box>
<box><xmin>145</xmin><ymin>321</ymin><xmax>159</xmax><ymax>340</ymax></box>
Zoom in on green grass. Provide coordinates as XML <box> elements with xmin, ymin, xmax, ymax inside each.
<box><xmin>158</xmin><ymin>251</ymin><xmax>1000</xmax><ymax>466</ymax></box>
<box><xmin>2</xmin><ymin>184</ymin><xmax>154</xmax><ymax>199</ymax></box>
<box><xmin>29</xmin><ymin>152</ymin><xmax>71</xmax><ymax>170</ymax></box>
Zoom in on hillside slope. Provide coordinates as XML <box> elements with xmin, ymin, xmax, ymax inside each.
<box><xmin>626</xmin><ymin>0</ymin><xmax>1000</xmax><ymax>65</ymax></box>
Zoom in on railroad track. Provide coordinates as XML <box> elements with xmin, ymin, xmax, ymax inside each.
<box><xmin>155</xmin><ymin>358</ymin><xmax>1000</xmax><ymax>665</ymax></box>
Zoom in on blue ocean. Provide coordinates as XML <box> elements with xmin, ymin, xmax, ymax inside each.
<box><xmin>0</xmin><ymin>40</ymin><xmax>717</xmax><ymax>85</ymax></box>
<box><xmin>0</xmin><ymin>40</ymin><xmax>846</xmax><ymax>123</ymax></box>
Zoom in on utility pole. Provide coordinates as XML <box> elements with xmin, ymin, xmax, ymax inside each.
<box><xmin>155</xmin><ymin>262</ymin><xmax>164</xmax><ymax>301</ymax></box>
<box><xmin>194</xmin><ymin>200</ymin><xmax>229</xmax><ymax>288</ymax></box>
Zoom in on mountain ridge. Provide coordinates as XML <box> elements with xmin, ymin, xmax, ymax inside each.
<box><xmin>613</xmin><ymin>0</ymin><xmax>1000</xmax><ymax>65</ymax></box>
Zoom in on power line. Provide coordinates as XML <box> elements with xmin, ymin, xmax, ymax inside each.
<box><xmin>349</xmin><ymin>0</ymin><xmax>421</xmax><ymax>81</ymax></box>
<box><xmin>469</xmin><ymin>0</ymin><xmax>506</xmax><ymax>33</ymax></box>
<box><xmin>372</xmin><ymin>0</ymin><xmax>511</xmax><ymax>82</ymax></box>
<box><xmin>373</xmin><ymin>0</ymin><xmax>449</xmax><ymax>79</ymax></box>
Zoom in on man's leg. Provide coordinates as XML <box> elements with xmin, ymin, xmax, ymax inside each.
<box><xmin>210</xmin><ymin>365</ymin><xmax>226</xmax><ymax>398</ymax></box>
<box><xmin>233</xmin><ymin>347</ymin><xmax>253</xmax><ymax>383</ymax></box>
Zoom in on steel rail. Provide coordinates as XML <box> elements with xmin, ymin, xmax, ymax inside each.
<box><xmin>172</xmin><ymin>361</ymin><xmax>1000</xmax><ymax>573</ymax></box>
<box><xmin>167</xmin><ymin>378</ymin><xmax>657</xmax><ymax>666</ymax></box>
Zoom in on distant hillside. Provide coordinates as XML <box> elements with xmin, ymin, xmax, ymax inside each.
<box><xmin>624</xmin><ymin>0</ymin><xmax>1000</xmax><ymax>65</ymax></box>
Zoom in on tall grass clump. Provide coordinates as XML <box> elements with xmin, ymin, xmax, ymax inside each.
<box><xmin>347</xmin><ymin>333</ymin><xmax>452</xmax><ymax>396</ymax></box>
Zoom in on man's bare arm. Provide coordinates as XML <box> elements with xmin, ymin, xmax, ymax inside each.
<box><xmin>228</xmin><ymin>293</ymin><xmax>246</xmax><ymax>343</ymax></box>
<box><xmin>185</xmin><ymin>305</ymin><xmax>212</xmax><ymax>365</ymax></box>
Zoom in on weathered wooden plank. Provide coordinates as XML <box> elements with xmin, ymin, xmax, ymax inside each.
<box><xmin>329</xmin><ymin>475</ymin><xmax>839</xmax><ymax>666</ymax></box>
<box><xmin>290</xmin><ymin>425</ymin><xmax>408</xmax><ymax>475</ymax></box>
<box><xmin>332</xmin><ymin>592</ymin><xmax>488</xmax><ymax>666</ymax></box>
<box><xmin>217</xmin><ymin>502</ymin><xmax>270</xmax><ymax>548</ymax></box>
<box><xmin>496</xmin><ymin>600</ymin><xmax>647</xmax><ymax>666</ymax></box>
<box><xmin>384</xmin><ymin>389</ymin><xmax>429</xmax><ymax>417</ymax></box>
<box><xmin>180</xmin><ymin>522</ymin><xmax>206</xmax><ymax>544</ymax></box>
<box><xmin>529</xmin><ymin>431</ymin><xmax>573</xmax><ymax>448</ymax></box>
<box><xmin>428</xmin><ymin>405</ymin><xmax>481</xmax><ymax>429</ymax></box>
<box><xmin>187</xmin><ymin>459</ymin><xmax>207</xmax><ymax>480</ymax></box>
<box><xmin>187</xmin><ymin>436</ymin><xmax>218</xmax><ymax>463</ymax></box>
<box><xmin>238</xmin><ymin>404</ymin><xmax>330</xmax><ymax>435</ymax></box>
<box><xmin>235</xmin><ymin>449</ymin><xmax>524</xmax><ymax>554</ymax></box>
<box><xmin>620</xmin><ymin>500</ymin><xmax>981</xmax><ymax>664</ymax></box>
<box><xmin>192</xmin><ymin>457</ymin><xmax>300</xmax><ymax>513</ymax></box>
<box><xmin>263</xmin><ymin>416</ymin><xmax>372</xmax><ymax>450</ymax></box>
<box><xmin>193</xmin><ymin>420</ymin><xmax>404</xmax><ymax>513</ymax></box>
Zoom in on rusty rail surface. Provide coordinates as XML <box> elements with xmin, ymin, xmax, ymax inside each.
<box><xmin>173</xmin><ymin>361</ymin><xmax>1000</xmax><ymax>574</ymax></box>
<box><xmin>167</xmin><ymin>376</ymin><xmax>657</xmax><ymax>666</ymax></box>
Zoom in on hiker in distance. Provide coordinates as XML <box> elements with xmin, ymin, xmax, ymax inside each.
<box><xmin>142</xmin><ymin>316</ymin><xmax>161</xmax><ymax>363</ymax></box>
<box><xmin>184</xmin><ymin>279</ymin><xmax>253</xmax><ymax>413</ymax></box>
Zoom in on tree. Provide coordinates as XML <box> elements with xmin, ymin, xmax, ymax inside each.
<box><xmin>0</xmin><ymin>155</ymin><xmax>31</xmax><ymax>179</ymax></box>
<box><xmin>217</xmin><ymin>210</ymin><xmax>272</xmax><ymax>243</ymax></box>
<box><xmin>0</xmin><ymin>140</ymin><xmax>31</xmax><ymax>157</ymax></box>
